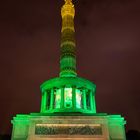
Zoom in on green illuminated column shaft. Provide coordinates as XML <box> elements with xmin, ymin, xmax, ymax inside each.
<box><xmin>60</xmin><ymin>0</ymin><xmax>77</xmax><ymax>77</ymax></box>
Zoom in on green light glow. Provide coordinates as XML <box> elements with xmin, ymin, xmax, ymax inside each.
<box><xmin>40</xmin><ymin>77</ymin><xmax>96</xmax><ymax>114</ymax></box>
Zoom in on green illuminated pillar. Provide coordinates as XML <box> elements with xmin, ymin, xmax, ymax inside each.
<box><xmin>90</xmin><ymin>90</ymin><xmax>94</xmax><ymax>111</ymax></box>
<box><xmin>44</xmin><ymin>91</ymin><xmax>47</xmax><ymax>111</ymax></box>
<box><xmin>46</xmin><ymin>91</ymin><xmax>49</xmax><ymax>110</ymax></box>
<box><xmin>83</xmin><ymin>89</ymin><xmax>87</xmax><ymax>110</ymax></box>
<box><xmin>72</xmin><ymin>86</ymin><xmax>76</xmax><ymax>109</ymax></box>
<box><xmin>50</xmin><ymin>88</ymin><xmax>54</xmax><ymax>110</ymax></box>
<box><xmin>41</xmin><ymin>91</ymin><xmax>47</xmax><ymax>112</ymax></box>
<box><xmin>61</xmin><ymin>87</ymin><xmax>64</xmax><ymax>108</ymax></box>
<box><xmin>40</xmin><ymin>92</ymin><xmax>44</xmax><ymax>112</ymax></box>
<box><xmin>93</xmin><ymin>90</ymin><xmax>96</xmax><ymax>113</ymax></box>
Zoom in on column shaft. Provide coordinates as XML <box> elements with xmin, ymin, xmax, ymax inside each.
<box><xmin>61</xmin><ymin>87</ymin><xmax>65</xmax><ymax>108</ymax></box>
<box><xmin>72</xmin><ymin>87</ymin><xmax>76</xmax><ymax>109</ymax></box>
<box><xmin>90</xmin><ymin>90</ymin><xmax>94</xmax><ymax>111</ymax></box>
<box><xmin>41</xmin><ymin>91</ymin><xmax>47</xmax><ymax>112</ymax></box>
<box><xmin>50</xmin><ymin>89</ymin><xmax>54</xmax><ymax>110</ymax></box>
<box><xmin>83</xmin><ymin>89</ymin><xmax>87</xmax><ymax>110</ymax></box>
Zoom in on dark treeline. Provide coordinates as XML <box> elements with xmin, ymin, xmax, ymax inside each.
<box><xmin>0</xmin><ymin>130</ymin><xmax>140</xmax><ymax>140</ymax></box>
<box><xmin>0</xmin><ymin>135</ymin><xmax>11</xmax><ymax>140</ymax></box>
<box><xmin>126</xmin><ymin>130</ymin><xmax>140</xmax><ymax>140</ymax></box>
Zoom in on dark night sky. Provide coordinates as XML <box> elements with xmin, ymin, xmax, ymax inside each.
<box><xmin>0</xmin><ymin>0</ymin><xmax>140</xmax><ymax>134</ymax></box>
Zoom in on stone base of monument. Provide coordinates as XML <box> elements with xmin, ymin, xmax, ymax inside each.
<box><xmin>11</xmin><ymin>113</ymin><xmax>126</xmax><ymax>140</ymax></box>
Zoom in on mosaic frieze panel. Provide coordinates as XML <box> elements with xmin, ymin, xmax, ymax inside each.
<box><xmin>35</xmin><ymin>125</ymin><xmax>102</xmax><ymax>135</ymax></box>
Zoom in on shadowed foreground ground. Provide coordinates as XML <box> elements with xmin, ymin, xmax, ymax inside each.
<box><xmin>0</xmin><ymin>130</ymin><xmax>140</xmax><ymax>140</ymax></box>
